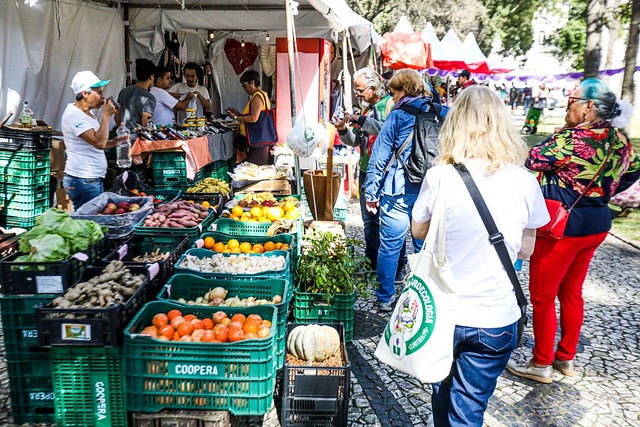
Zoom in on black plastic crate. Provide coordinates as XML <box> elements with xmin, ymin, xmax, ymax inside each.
<box><xmin>131</xmin><ymin>410</ymin><xmax>230</xmax><ymax>427</ymax></box>
<box><xmin>0</xmin><ymin>126</ymin><xmax>52</xmax><ymax>151</ymax></box>
<box><xmin>281</xmin><ymin>323</ymin><xmax>350</xmax><ymax>427</ymax></box>
<box><xmin>35</xmin><ymin>265</ymin><xmax>156</xmax><ymax>347</ymax></box>
<box><xmin>182</xmin><ymin>191</ymin><xmax>227</xmax><ymax>212</ymax></box>
<box><xmin>101</xmin><ymin>233</ymin><xmax>190</xmax><ymax>286</ymax></box>
<box><xmin>0</xmin><ymin>236</ymin><xmax>109</xmax><ymax>294</ymax></box>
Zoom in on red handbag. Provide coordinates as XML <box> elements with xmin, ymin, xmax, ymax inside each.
<box><xmin>537</xmin><ymin>143</ymin><xmax>614</xmax><ymax>240</ymax></box>
<box><xmin>537</xmin><ymin>199</ymin><xmax>570</xmax><ymax>240</ymax></box>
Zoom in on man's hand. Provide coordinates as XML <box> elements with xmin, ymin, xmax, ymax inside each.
<box><xmin>185</xmin><ymin>92</ymin><xmax>195</xmax><ymax>101</ymax></box>
<box><xmin>344</xmin><ymin>113</ymin><xmax>360</xmax><ymax>124</ymax></box>
<box><xmin>103</xmin><ymin>99</ymin><xmax>118</xmax><ymax>116</ymax></box>
<box><xmin>365</xmin><ymin>200</ymin><xmax>379</xmax><ymax>214</ymax></box>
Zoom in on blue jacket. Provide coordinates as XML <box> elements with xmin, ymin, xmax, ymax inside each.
<box><xmin>363</xmin><ymin>96</ymin><xmax>430</xmax><ymax>202</ymax></box>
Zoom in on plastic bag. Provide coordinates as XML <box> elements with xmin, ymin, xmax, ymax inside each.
<box><xmin>71</xmin><ymin>192</ymin><xmax>153</xmax><ymax>239</ymax></box>
<box><xmin>286</xmin><ymin>119</ymin><xmax>328</xmax><ymax>157</ymax></box>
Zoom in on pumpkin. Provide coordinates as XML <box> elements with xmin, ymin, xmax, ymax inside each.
<box><xmin>286</xmin><ymin>324</ymin><xmax>340</xmax><ymax>362</ymax></box>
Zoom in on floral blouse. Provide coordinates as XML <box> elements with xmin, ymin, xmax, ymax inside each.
<box><xmin>525</xmin><ymin>121</ymin><xmax>640</xmax><ymax>236</ymax></box>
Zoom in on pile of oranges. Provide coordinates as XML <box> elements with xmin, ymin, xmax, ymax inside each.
<box><xmin>224</xmin><ymin>201</ymin><xmax>300</xmax><ymax>222</ymax></box>
<box><xmin>140</xmin><ymin>309</ymin><xmax>271</xmax><ymax>343</ymax></box>
<box><xmin>203</xmin><ymin>236</ymin><xmax>289</xmax><ymax>254</ymax></box>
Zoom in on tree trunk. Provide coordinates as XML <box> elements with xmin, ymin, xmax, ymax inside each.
<box><xmin>584</xmin><ymin>0</ymin><xmax>605</xmax><ymax>78</ymax></box>
<box><xmin>604</xmin><ymin>0</ymin><xmax>621</xmax><ymax>70</ymax></box>
<box><xmin>622</xmin><ymin>0</ymin><xmax>640</xmax><ymax>103</ymax></box>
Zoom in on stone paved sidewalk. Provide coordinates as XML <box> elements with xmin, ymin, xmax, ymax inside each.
<box><xmin>1</xmin><ymin>200</ymin><xmax>639</xmax><ymax>426</ymax></box>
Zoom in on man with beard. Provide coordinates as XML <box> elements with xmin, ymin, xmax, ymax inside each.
<box><xmin>335</xmin><ymin>68</ymin><xmax>402</xmax><ymax>278</ymax></box>
<box><xmin>170</xmin><ymin>62</ymin><xmax>212</xmax><ymax>124</ymax></box>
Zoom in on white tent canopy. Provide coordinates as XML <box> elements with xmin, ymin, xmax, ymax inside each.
<box><xmin>1</xmin><ymin>0</ymin><xmax>380</xmax><ymax>129</ymax></box>
<box><xmin>393</xmin><ymin>16</ymin><xmax>414</xmax><ymax>34</ymax></box>
<box><xmin>421</xmin><ymin>22</ymin><xmax>444</xmax><ymax>62</ymax></box>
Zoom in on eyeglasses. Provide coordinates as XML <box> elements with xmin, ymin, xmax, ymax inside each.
<box><xmin>354</xmin><ymin>87</ymin><xmax>368</xmax><ymax>95</ymax></box>
<box><xmin>567</xmin><ymin>96</ymin><xmax>588</xmax><ymax>107</ymax></box>
<box><xmin>241</xmin><ymin>82</ymin><xmax>249</xmax><ymax>88</ymax></box>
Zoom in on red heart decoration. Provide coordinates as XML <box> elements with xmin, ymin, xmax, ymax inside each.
<box><xmin>224</xmin><ymin>39</ymin><xmax>259</xmax><ymax>75</ymax></box>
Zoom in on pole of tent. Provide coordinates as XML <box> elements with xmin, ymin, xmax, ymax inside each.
<box><xmin>123</xmin><ymin>4</ymin><xmax>132</xmax><ymax>86</ymax></box>
<box><xmin>285</xmin><ymin>0</ymin><xmax>301</xmax><ymax>194</ymax></box>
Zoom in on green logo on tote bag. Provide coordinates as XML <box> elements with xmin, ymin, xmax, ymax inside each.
<box><xmin>384</xmin><ymin>275</ymin><xmax>436</xmax><ymax>358</ymax></box>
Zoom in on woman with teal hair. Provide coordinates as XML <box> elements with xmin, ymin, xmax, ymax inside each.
<box><xmin>507</xmin><ymin>78</ymin><xmax>640</xmax><ymax>383</ymax></box>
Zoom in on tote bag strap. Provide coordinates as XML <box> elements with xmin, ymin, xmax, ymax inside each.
<box><xmin>253</xmin><ymin>90</ymin><xmax>271</xmax><ymax>111</ymax></box>
<box><xmin>452</xmin><ymin>163</ymin><xmax>527</xmax><ymax>311</ymax></box>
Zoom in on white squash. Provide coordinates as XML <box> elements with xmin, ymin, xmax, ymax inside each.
<box><xmin>286</xmin><ymin>324</ymin><xmax>341</xmax><ymax>362</ymax></box>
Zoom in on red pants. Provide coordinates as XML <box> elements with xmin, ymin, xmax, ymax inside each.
<box><xmin>529</xmin><ymin>232</ymin><xmax>608</xmax><ymax>366</ymax></box>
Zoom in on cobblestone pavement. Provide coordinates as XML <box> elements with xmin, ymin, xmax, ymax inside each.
<box><xmin>1</xmin><ymin>199</ymin><xmax>639</xmax><ymax>426</ymax></box>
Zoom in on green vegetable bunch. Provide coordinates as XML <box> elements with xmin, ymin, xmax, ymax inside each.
<box><xmin>295</xmin><ymin>231</ymin><xmax>373</xmax><ymax>301</ymax></box>
<box><xmin>16</xmin><ymin>209</ymin><xmax>106</xmax><ymax>263</ymax></box>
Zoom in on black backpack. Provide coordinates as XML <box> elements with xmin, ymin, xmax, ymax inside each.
<box><xmin>384</xmin><ymin>102</ymin><xmax>444</xmax><ymax>184</ymax></box>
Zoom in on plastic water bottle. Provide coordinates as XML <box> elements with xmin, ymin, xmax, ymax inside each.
<box><xmin>116</xmin><ymin>122</ymin><xmax>132</xmax><ymax>168</ymax></box>
<box><xmin>20</xmin><ymin>101</ymin><xmax>32</xmax><ymax>128</ymax></box>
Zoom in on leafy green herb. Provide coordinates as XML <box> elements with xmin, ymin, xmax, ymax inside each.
<box><xmin>295</xmin><ymin>231</ymin><xmax>373</xmax><ymax>302</ymax></box>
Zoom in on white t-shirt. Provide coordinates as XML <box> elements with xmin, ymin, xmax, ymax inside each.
<box><xmin>61</xmin><ymin>103</ymin><xmax>107</xmax><ymax>179</ymax></box>
<box><xmin>169</xmin><ymin>82</ymin><xmax>210</xmax><ymax>124</ymax></box>
<box><xmin>150</xmin><ymin>87</ymin><xmax>178</xmax><ymax>126</ymax></box>
<box><xmin>412</xmin><ymin>161</ymin><xmax>549</xmax><ymax>328</ymax></box>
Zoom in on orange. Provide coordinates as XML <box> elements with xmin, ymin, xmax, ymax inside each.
<box><xmin>203</xmin><ymin>236</ymin><xmax>215</xmax><ymax>249</ymax></box>
<box><xmin>267</xmin><ymin>206</ymin><xmax>285</xmax><ymax>221</ymax></box>
<box><xmin>201</xmin><ymin>201</ymin><xmax>211</xmax><ymax>209</ymax></box>
<box><xmin>227</xmin><ymin>239</ymin><xmax>240</xmax><ymax>250</ymax></box>
<box><xmin>274</xmin><ymin>242</ymin><xmax>283</xmax><ymax>250</ymax></box>
<box><xmin>231</xmin><ymin>247</ymin><xmax>242</xmax><ymax>254</ymax></box>
<box><xmin>213</xmin><ymin>242</ymin><xmax>226</xmax><ymax>253</ymax></box>
<box><xmin>263</xmin><ymin>241</ymin><xmax>276</xmax><ymax>252</ymax></box>
<box><xmin>231</xmin><ymin>206</ymin><xmax>244</xmax><ymax>218</ymax></box>
<box><xmin>239</xmin><ymin>242</ymin><xmax>252</xmax><ymax>253</ymax></box>
<box><xmin>252</xmin><ymin>243</ymin><xmax>264</xmax><ymax>254</ymax></box>
<box><xmin>280</xmin><ymin>243</ymin><xmax>290</xmax><ymax>251</ymax></box>
<box><xmin>281</xmin><ymin>201</ymin><xmax>295</xmax><ymax>213</ymax></box>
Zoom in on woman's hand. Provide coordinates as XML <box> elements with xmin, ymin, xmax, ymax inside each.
<box><xmin>365</xmin><ymin>200</ymin><xmax>379</xmax><ymax>214</ymax></box>
<box><xmin>226</xmin><ymin>108</ymin><xmax>240</xmax><ymax>119</ymax></box>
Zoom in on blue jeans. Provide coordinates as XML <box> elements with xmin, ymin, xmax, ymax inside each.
<box><xmin>376</xmin><ymin>194</ymin><xmax>421</xmax><ymax>303</ymax></box>
<box><xmin>432</xmin><ymin>321</ymin><xmax>518</xmax><ymax>427</ymax></box>
<box><xmin>523</xmin><ymin>96</ymin><xmax>533</xmax><ymax>115</ymax></box>
<box><xmin>359</xmin><ymin>171</ymin><xmax>380</xmax><ymax>269</ymax></box>
<box><xmin>63</xmin><ymin>174</ymin><xmax>104</xmax><ymax>210</ymax></box>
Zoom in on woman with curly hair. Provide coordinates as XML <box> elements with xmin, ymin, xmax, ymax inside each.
<box><xmin>507</xmin><ymin>78</ymin><xmax>640</xmax><ymax>383</ymax></box>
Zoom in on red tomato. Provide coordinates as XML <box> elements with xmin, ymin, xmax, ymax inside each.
<box><xmin>230</xmin><ymin>313</ymin><xmax>246</xmax><ymax>324</ymax></box>
<box><xmin>202</xmin><ymin>318</ymin><xmax>214</xmax><ymax>330</ymax></box>
<box><xmin>191</xmin><ymin>329</ymin><xmax>205</xmax><ymax>342</ymax></box>
<box><xmin>170</xmin><ymin>316</ymin><xmax>186</xmax><ymax>329</ymax></box>
<box><xmin>177</xmin><ymin>322</ymin><xmax>193</xmax><ymax>337</ymax></box>
<box><xmin>158</xmin><ymin>324</ymin><xmax>175</xmax><ymax>340</ymax></box>
<box><xmin>214</xmin><ymin>324</ymin><xmax>229</xmax><ymax>342</ymax></box>
<box><xmin>167</xmin><ymin>309</ymin><xmax>182</xmax><ymax>321</ymax></box>
<box><xmin>153</xmin><ymin>313</ymin><xmax>169</xmax><ymax>329</ymax></box>
<box><xmin>246</xmin><ymin>314</ymin><xmax>262</xmax><ymax>323</ymax></box>
<box><xmin>228</xmin><ymin>327</ymin><xmax>245</xmax><ymax>342</ymax></box>
<box><xmin>213</xmin><ymin>311</ymin><xmax>228</xmax><ymax>324</ymax></box>
<box><xmin>183</xmin><ymin>314</ymin><xmax>197</xmax><ymax>323</ymax></box>
<box><xmin>201</xmin><ymin>330</ymin><xmax>215</xmax><ymax>342</ymax></box>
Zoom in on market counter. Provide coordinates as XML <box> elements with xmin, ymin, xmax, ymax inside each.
<box><xmin>131</xmin><ymin>131</ymin><xmax>234</xmax><ymax>180</ymax></box>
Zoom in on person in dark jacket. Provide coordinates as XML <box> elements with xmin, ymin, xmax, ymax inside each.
<box><xmin>362</xmin><ymin>69</ymin><xmax>431</xmax><ymax>311</ymax></box>
<box><xmin>507</xmin><ymin>78</ymin><xmax>640</xmax><ymax>383</ymax></box>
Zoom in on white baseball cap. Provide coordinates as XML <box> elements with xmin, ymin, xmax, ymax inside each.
<box><xmin>70</xmin><ymin>71</ymin><xmax>111</xmax><ymax>94</ymax></box>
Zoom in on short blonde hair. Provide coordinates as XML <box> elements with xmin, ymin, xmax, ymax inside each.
<box><xmin>438</xmin><ymin>85</ymin><xmax>527</xmax><ymax>173</ymax></box>
<box><xmin>387</xmin><ymin>69</ymin><xmax>424</xmax><ymax>97</ymax></box>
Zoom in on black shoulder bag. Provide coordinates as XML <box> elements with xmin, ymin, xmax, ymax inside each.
<box><xmin>453</xmin><ymin>163</ymin><xmax>527</xmax><ymax>347</ymax></box>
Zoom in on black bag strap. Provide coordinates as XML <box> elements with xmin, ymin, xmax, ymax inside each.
<box><xmin>453</xmin><ymin>163</ymin><xmax>527</xmax><ymax>310</ymax></box>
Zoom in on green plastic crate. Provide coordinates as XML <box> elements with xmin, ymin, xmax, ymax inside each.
<box><xmin>0</xmin><ymin>294</ymin><xmax>57</xmax><ymax>357</ymax></box>
<box><xmin>152</xmin><ymin>151</ymin><xmax>211</xmax><ymax>190</ymax></box>
<box><xmin>1</xmin><ymin>213</ymin><xmax>40</xmax><ymax>229</ymax></box>
<box><xmin>157</xmin><ymin>274</ymin><xmax>289</xmax><ymax>369</ymax></box>
<box><xmin>124</xmin><ymin>301</ymin><xmax>277</xmax><ymax>414</ymax></box>
<box><xmin>6</xmin><ymin>353</ymin><xmax>55</xmax><ymax>425</ymax></box>
<box><xmin>51</xmin><ymin>346</ymin><xmax>126</xmax><ymax>427</ymax></box>
<box><xmin>292</xmin><ymin>289</ymin><xmax>356</xmax><ymax>342</ymax></box>
<box><xmin>196</xmin><ymin>231</ymin><xmax>297</xmax><ymax>292</ymax></box>
<box><xmin>0</xmin><ymin>149</ymin><xmax>50</xmax><ymax>169</ymax></box>
<box><xmin>0</xmin><ymin>182</ymin><xmax>50</xmax><ymax>217</ymax></box>
<box><xmin>174</xmin><ymin>248</ymin><xmax>291</xmax><ymax>284</ymax></box>
<box><xmin>134</xmin><ymin>207</ymin><xmax>218</xmax><ymax>246</ymax></box>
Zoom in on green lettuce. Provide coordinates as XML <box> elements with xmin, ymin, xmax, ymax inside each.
<box><xmin>35</xmin><ymin>208</ymin><xmax>70</xmax><ymax>228</ymax></box>
<box><xmin>27</xmin><ymin>234</ymin><xmax>71</xmax><ymax>263</ymax></box>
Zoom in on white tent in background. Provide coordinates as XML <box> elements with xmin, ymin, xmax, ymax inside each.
<box><xmin>435</xmin><ymin>29</ymin><xmax>467</xmax><ymax>71</ymax></box>
<box><xmin>421</xmin><ymin>22</ymin><xmax>444</xmax><ymax>62</ymax></box>
<box><xmin>462</xmin><ymin>32</ymin><xmax>488</xmax><ymax>72</ymax></box>
<box><xmin>393</xmin><ymin>16</ymin><xmax>414</xmax><ymax>34</ymax></box>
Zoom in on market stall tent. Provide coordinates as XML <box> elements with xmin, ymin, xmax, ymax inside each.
<box><xmin>0</xmin><ymin>0</ymin><xmax>380</xmax><ymax>129</ymax></box>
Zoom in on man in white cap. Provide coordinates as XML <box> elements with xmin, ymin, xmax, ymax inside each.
<box><xmin>61</xmin><ymin>70</ymin><xmax>119</xmax><ymax>209</ymax></box>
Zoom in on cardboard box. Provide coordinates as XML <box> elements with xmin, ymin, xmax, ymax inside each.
<box><xmin>51</xmin><ymin>172</ymin><xmax>72</xmax><ymax>212</ymax></box>
<box><xmin>50</xmin><ymin>137</ymin><xmax>65</xmax><ymax>172</ymax></box>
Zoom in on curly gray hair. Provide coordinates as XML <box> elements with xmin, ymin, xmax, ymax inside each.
<box><xmin>353</xmin><ymin>68</ymin><xmax>386</xmax><ymax>98</ymax></box>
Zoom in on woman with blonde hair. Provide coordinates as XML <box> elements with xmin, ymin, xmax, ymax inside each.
<box><xmin>411</xmin><ymin>85</ymin><xmax>549</xmax><ymax>426</ymax></box>
<box><xmin>363</xmin><ymin>69</ymin><xmax>436</xmax><ymax>311</ymax></box>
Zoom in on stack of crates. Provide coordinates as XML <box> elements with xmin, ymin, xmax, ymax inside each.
<box><xmin>0</xmin><ymin>125</ymin><xmax>52</xmax><ymax>228</ymax></box>
<box><xmin>0</xmin><ymin>293</ymin><xmax>57</xmax><ymax>424</ymax></box>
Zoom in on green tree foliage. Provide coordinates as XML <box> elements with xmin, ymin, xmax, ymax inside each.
<box><xmin>546</xmin><ymin>0</ymin><xmax>587</xmax><ymax>70</ymax></box>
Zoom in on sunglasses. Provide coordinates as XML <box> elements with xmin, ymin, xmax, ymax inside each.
<box><xmin>567</xmin><ymin>96</ymin><xmax>588</xmax><ymax>107</ymax></box>
<box><xmin>91</xmin><ymin>88</ymin><xmax>104</xmax><ymax>95</ymax></box>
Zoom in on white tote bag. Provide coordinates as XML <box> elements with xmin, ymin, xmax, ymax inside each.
<box><xmin>374</xmin><ymin>194</ymin><xmax>458</xmax><ymax>383</ymax></box>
